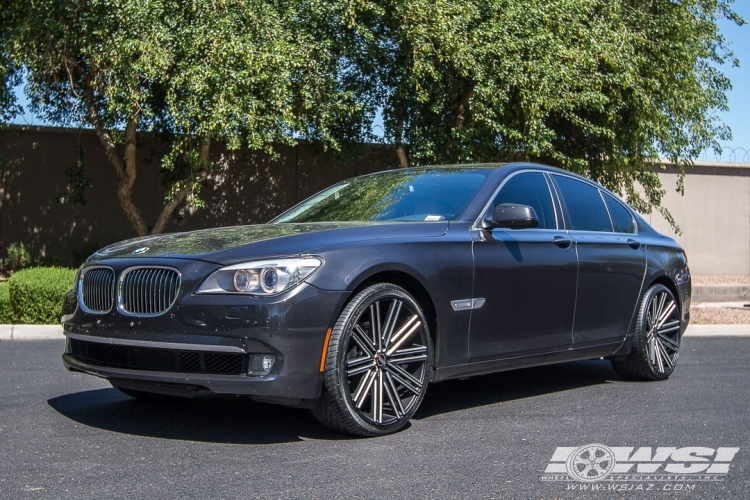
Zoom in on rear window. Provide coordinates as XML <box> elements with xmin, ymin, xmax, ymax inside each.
<box><xmin>553</xmin><ymin>175</ymin><xmax>612</xmax><ymax>232</ymax></box>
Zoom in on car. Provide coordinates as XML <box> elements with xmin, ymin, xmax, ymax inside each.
<box><xmin>62</xmin><ymin>162</ymin><xmax>691</xmax><ymax>436</ymax></box>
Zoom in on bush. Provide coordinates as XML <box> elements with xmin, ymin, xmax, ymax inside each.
<box><xmin>0</xmin><ymin>282</ymin><xmax>12</xmax><ymax>323</ymax></box>
<box><xmin>4</xmin><ymin>242</ymin><xmax>34</xmax><ymax>272</ymax></box>
<box><xmin>8</xmin><ymin>267</ymin><xmax>77</xmax><ymax>324</ymax></box>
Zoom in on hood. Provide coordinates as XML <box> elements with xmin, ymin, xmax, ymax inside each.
<box><xmin>87</xmin><ymin>221</ymin><xmax>449</xmax><ymax>264</ymax></box>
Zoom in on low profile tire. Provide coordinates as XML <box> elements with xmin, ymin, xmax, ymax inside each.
<box><xmin>611</xmin><ymin>284</ymin><xmax>682</xmax><ymax>381</ymax></box>
<box><xmin>312</xmin><ymin>283</ymin><xmax>433</xmax><ymax>436</ymax></box>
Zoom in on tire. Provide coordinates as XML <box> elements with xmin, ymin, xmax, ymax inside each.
<box><xmin>312</xmin><ymin>283</ymin><xmax>433</xmax><ymax>436</ymax></box>
<box><xmin>611</xmin><ymin>284</ymin><xmax>682</xmax><ymax>381</ymax></box>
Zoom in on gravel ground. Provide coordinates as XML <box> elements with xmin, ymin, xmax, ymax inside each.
<box><xmin>691</xmin><ymin>303</ymin><xmax>750</xmax><ymax>324</ymax></box>
<box><xmin>690</xmin><ymin>275</ymin><xmax>750</xmax><ymax>324</ymax></box>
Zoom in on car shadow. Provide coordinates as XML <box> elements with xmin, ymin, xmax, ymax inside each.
<box><xmin>48</xmin><ymin>359</ymin><xmax>618</xmax><ymax>443</ymax></box>
<box><xmin>47</xmin><ymin>388</ymin><xmax>343</xmax><ymax>444</ymax></box>
<box><xmin>414</xmin><ymin>358</ymin><xmax>618</xmax><ymax>420</ymax></box>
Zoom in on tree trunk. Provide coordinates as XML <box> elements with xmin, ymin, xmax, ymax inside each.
<box><xmin>395</xmin><ymin>124</ymin><xmax>409</xmax><ymax>168</ymax></box>
<box><xmin>84</xmin><ymin>90</ymin><xmax>149</xmax><ymax>236</ymax></box>
<box><xmin>445</xmin><ymin>83</ymin><xmax>475</xmax><ymax>158</ymax></box>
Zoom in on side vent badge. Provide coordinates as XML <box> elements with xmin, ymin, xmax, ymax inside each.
<box><xmin>451</xmin><ymin>298</ymin><xmax>486</xmax><ymax>311</ymax></box>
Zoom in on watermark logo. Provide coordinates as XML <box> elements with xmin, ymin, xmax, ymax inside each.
<box><xmin>541</xmin><ymin>444</ymin><xmax>739</xmax><ymax>491</ymax></box>
<box><xmin>566</xmin><ymin>444</ymin><xmax>616</xmax><ymax>482</ymax></box>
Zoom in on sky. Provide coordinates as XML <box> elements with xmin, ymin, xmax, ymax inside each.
<box><xmin>10</xmin><ymin>4</ymin><xmax>750</xmax><ymax>162</ymax></box>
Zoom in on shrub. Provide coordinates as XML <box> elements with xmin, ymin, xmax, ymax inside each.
<box><xmin>4</xmin><ymin>242</ymin><xmax>34</xmax><ymax>272</ymax></box>
<box><xmin>9</xmin><ymin>267</ymin><xmax>77</xmax><ymax>324</ymax></box>
<box><xmin>0</xmin><ymin>281</ymin><xmax>12</xmax><ymax>323</ymax></box>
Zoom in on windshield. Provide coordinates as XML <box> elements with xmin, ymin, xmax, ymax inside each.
<box><xmin>273</xmin><ymin>168</ymin><xmax>491</xmax><ymax>223</ymax></box>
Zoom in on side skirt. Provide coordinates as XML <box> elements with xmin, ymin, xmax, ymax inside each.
<box><xmin>433</xmin><ymin>341</ymin><xmax>624</xmax><ymax>382</ymax></box>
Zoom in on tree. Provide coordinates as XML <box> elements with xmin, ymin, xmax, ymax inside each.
<box><xmin>326</xmin><ymin>0</ymin><xmax>745</xmax><ymax>227</ymax></box>
<box><xmin>4</xmin><ymin>0</ymin><xmax>360</xmax><ymax>235</ymax></box>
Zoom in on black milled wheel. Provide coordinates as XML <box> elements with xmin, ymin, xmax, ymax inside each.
<box><xmin>312</xmin><ymin>283</ymin><xmax>432</xmax><ymax>436</ymax></box>
<box><xmin>611</xmin><ymin>284</ymin><xmax>682</xmax><ymax>381</ymax></box>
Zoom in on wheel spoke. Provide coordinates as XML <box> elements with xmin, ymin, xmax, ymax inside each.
<box><xmin>353</xmin><ymin>369</ymin><xmax>376</xmax><ymax>408</ymax></box>
<box><xmin>659</xmin><ymin>333</ymin><xmax>680</xmax><ymax>352</ymax></box>
<box><xmin>384</xmin><ymin>371</ymin><xmax>405</xmax><ymax>418</ymax></box>
<box><xmin>657</xmin><ymin>317</ymin><xmax>680</xmax><ymax>332</ymax></box>
<box><xmin>373</xmin><ymin>371</ymin><xmax>384</xmax><ymax>423</ymax></box>
<box><xmin>382</xmin><ymin>300</ymin><xmax>403</xmax><ymax>347</ymax></box>
<box><xmin>352</xmin><ymin>325</ymin><xmax>376</xmax><ymax>355</ymax></box>
<box><xmin>370</xmin><ymin>304</ymin><xmax>382</xmax><ymax>349</ymax></box>
<box><xmin>656</xmin><ymin>301</ymin><xmax>677</xmax><ymax>329</ymax></box>
<box><xmin>653</xmin><ymin>338</ymin><xmax>666</xmax><ymax>373</ymax></box>
<box><xmin>347</xmin><ymin>359</ymin><xmax>376</xmax><ymax>377</ymax></box>
<box><xmin>655</xmin><ymin>339</ymin><xmax>675</xmax><ymax>370</ymax></box>
<box><xmin>386</xmin><ymin>362</ymin><xmax>423</xmax><ymax>395</ymax></box>
<box><xmin>654</xmin><ymin>293</ymin><xmax>667</xmax><ymax>327</ymax></box>
<box><xmin>385</xmin><ymin>315</ymin><xmax>421</xmax><ymax>355</ymax></box>
<box><xmin>389</xmin><ymin>345</ymin><xmax>428</xmax><ymax>365</ymax></box>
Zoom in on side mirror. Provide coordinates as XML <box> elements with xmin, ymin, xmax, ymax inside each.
<box><xmin>481</xmin><ymin>203</ymin><xmax>539</xmax><ymax>229</ymax></box>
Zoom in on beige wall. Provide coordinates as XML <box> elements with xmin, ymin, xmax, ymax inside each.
<box><xmin>2</xmin><ymin>127</ymin><xmax>749</xmax><ymax>275</ymax></box>
<box><xmin>645</xmin><ymin>162</ymin><xmax>750</xmax><ymax>276</ymax></box>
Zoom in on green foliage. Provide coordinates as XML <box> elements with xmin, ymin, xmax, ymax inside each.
<box><xmin>4</xmin><ymin>242</ymin><xmax>34</xmax><ymax>272</ymax></box>
<box><xmin>319</xmin><ymin>0</ymin><xmax>745</xmax><ymax>229</ymax></box>
<box><xmin>0</xmin><ymin>282</ymin><xmax>12</xmax><ymax>324</ymax></box>
<box><xmin>2</xmin><ymin>1</ymin><xmax>745</xmax><ymax>233</ymax></box>
<box><xmin>56</xmin><ymin>143</ymin><xmax>92</xmax><ymax>206</ymax></box>
<box><xmin>4</xmin><ymin>0</ymin><xmax>360</xmax><ymax>234</ymax></box>
<box><xmin>8</xmin><ymin>267</ymin><xmax>77</xmax><ymax>324</ymax></box>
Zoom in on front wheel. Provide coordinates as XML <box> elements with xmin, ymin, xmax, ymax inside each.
<box><xmin>611</xmin><ymin>284</ymin><xmax>682</xmax><ymax>381</ymax></box>
<box><xmin>312</xmin><ymin>283</ymin><xmax>432</xmax><ymax>436</ymax></box>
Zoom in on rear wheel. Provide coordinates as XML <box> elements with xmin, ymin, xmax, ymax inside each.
<box><xmin>312</xmin><ymin>283</ymin><xmax>432</xmax><ymax>436</ymax></box>
<box><xmin>611</xmin><ymin>284</ymin><xmax>682</xmax><ymax>381</ymax></box>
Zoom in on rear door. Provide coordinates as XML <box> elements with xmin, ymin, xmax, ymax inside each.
<box><xmin>551</xmin><ymin>174</ymin><xmax>646</xmax><ymax>346</ymax></box>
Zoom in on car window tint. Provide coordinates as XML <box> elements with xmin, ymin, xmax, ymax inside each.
<box><xmin>603</xmin><ymin>193</ymin><xmax>635</xmax><ymax>233</ymax></box>
<box><xmin>553</xmin><ymin>175</ymin><xmax>613</xmax><ymax>232</ymax></box>
<box><xmin>491</xmin><ymin>172</ymin><xmax>556</xmax><ymax>229</ymax></box>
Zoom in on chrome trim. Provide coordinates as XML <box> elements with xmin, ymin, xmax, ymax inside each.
<box><xmin>451</xmin><ymin>298</ymin><xmax>486</xmax><ymax>311</ymax></box>
<box><xmin>64</xmin><ymin>331</ymin><xmax>245</xmax><ymax>353</ymax></box>
<box><xmin>117</xmin><ymin>266</ymin><xmax>181</xmax><ymax>317</ymax></box>
<box><xmin>77</xmin><ymin>266</ymin><xmax>116</xmax><ymax>314</ymax></box>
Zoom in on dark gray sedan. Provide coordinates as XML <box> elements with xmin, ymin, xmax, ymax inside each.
<box><xmin>62</xmin><ymin>163</ymin><xmax>690</xmax><ymax>436</ymax></box>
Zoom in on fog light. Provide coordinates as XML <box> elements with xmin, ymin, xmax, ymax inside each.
<box><xmin>248</xmin><ymin>354</ymin><xmax>276</xmax><ymax>376</ymax></box>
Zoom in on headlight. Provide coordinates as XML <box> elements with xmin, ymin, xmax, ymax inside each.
<box><xmin>196</xmin><ymin>256</ymin><xmax>324</xmax><ymax>296</ymax></box>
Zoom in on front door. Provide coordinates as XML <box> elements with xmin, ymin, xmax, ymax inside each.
<box><xmin>469</xmin><ymin>172</ymin><xmax>578</xmax><ymax>362</ymax></box>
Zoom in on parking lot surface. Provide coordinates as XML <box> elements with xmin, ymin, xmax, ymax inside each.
<box><xmin>0</xmin><ymin>337</ymin><xmax>747</xmax><ymax>499</ymax></box>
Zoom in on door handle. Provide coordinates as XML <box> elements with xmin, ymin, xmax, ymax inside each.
<box><xmin>627</xmin><ymin>239</ymin><xmax>641</xmax><ymax>250</ymax></box>
<box><xmin>553</xmin><ymin>236</ymin><xmax>572</xmax><ymax>249</ymax></box>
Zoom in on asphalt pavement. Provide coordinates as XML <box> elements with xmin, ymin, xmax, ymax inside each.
<box><xmin>0</xmin><ymin>334</ymin><xmax>748</xmax><ymax>499</ymax></box>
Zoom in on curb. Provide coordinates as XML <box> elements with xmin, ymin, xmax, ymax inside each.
<box><xmin>692</xmin><ymin>284</ymin><xmax>750</xmax><ymax>303</ymax></box>
<box><xmin>1</xmin><ymin>323</ymin><xmax>750</xmax><ymax>341</ymax></box>
<box><xmin>0</xmin><ymin>325</ymin><xmax>63</xmax><ymax>341</ymax></box>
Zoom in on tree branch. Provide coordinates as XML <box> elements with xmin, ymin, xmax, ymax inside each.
<box><xmin>151</xmin><ymin>136</ymin><xmax>212</xmax><ymax>234</ymax></box>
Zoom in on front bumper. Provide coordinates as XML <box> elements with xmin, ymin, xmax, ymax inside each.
<box><xmin>62</xmin><ymin>278</ymin><xmax>349</xmax><ymax>401</ymax></box>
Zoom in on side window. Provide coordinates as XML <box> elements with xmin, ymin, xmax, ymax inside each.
<box><xmin>553</xmin><ymin>175</ymin><xmax>613</xmax><ymax>232</ymax></box>
<box><xmin>603</xmin><ymin>193</ymin><xmax>635</xmax><ymax>233</ymax></box>
<box><xmin>491</xmin><ymin>172</ymin><xmax>556</xmax><ymax>229</ymax></box>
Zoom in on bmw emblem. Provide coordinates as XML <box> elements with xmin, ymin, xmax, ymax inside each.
<box><xmin>132</xmin><ymin>247</ymin><xmax>149</xmax><ymax>255</ymax></box>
